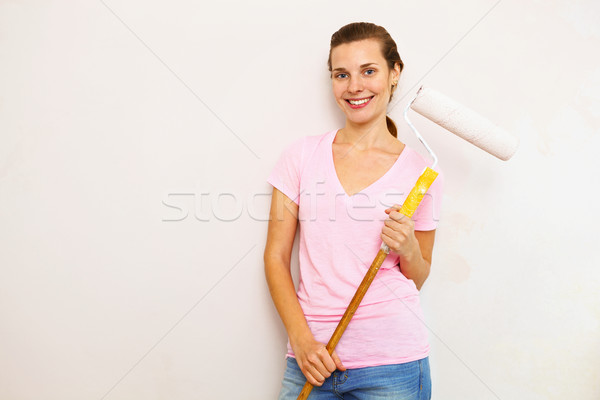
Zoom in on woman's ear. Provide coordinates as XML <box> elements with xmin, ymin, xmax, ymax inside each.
<box><xmin>394</xmin><ymin>62</ymin><xmax>401</xmax><ymax>81</ymax></box>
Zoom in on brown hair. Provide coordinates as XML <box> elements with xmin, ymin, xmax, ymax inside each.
<box><xmin>327</xmin><ymin>22</ymin><xmax>404</xmax><ymax>138</ymax></box>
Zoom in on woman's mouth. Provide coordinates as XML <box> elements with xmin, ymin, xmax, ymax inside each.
<box><xmin>345</xmin><ymin>96</ymin><xmax>374</xmax><ymax>109</ymax></box>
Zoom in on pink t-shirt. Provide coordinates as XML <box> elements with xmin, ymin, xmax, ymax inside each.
<box><xmin>267</xmin><ymin>128</ymin><xmax>443</xmax><ymax>368</ymax></box>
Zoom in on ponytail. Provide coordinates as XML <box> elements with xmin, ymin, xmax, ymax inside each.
<box><xmin>386</xmin><ymin>115</ymin><xmax>397</xmax><ymax>138</ymax></box>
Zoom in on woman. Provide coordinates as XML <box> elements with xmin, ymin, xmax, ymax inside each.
<box><xmin>264</xmin><ymin>22</ymin><xmax>442</xmax><ymax>399</ymax></box>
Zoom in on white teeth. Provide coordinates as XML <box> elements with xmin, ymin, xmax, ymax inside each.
<box><xmin>348</xmin><ymin>97</ymin><xmax>371</xmax><ymax>105</ymax></box>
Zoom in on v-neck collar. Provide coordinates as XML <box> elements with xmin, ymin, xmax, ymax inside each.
<box><xmin>329</xmin><ymin>129</ymin><xmax>408</xmax><ymax>198</ymax></box>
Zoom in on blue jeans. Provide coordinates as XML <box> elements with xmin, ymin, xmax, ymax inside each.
<box><xmin>277</xmin><ymin>356</ymin><xmax>431</xmax><ymax>399</ymax></box>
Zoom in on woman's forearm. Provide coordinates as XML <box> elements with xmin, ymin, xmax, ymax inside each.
<box><xmin>398</xmin><ymin>249</ymin><xmax>431</xmax><ymax>291</ymax></box>
<box><xmin>264</xmin><ymin>255</ymin><xmax>313</xmax><ymax>344</ymax></box>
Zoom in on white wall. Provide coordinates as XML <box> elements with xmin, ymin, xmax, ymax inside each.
<box><xmin>1</xmin><ymin>1</ymin><xmax>599</xmax><ymax>399</ymax></box>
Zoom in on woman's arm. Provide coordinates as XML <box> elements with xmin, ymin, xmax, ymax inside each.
<box><xmin>382</xmin><ymin>206</ymin><xmax>436</xmax><ymax>290</ymax></box>
<box><xmin>264</xmin><ymin>187</ymin><xmax>345</xmax><ymax>386</ymax></box>
<box><xmin>404</xmin><ymin>229</ymin><xmax>435</xmax><ymax>290</ymax></box>
<box><xmin>264</xmin><ymin>187</ymin><xmax>308</xmax><ymax>342</ymax></box>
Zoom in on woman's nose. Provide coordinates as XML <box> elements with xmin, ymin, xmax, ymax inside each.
<box><xmin>347</xmin><ymin>75</ymin><xmax>364</xmax><ymax>93</ymax></box>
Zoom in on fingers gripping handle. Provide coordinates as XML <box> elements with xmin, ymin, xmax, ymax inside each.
<box><xmin>380</xmin><ymin>167</ymin><xmax>439</xmax><ymax>254</ymax></box>
<box><xmin>296</xmin><ymin>167</ymin><xmax>439</xmax><ymax>400</ymax></box>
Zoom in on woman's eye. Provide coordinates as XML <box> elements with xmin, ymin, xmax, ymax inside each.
<box><xmin>335</xmin><ymin>70</ymin><xmax>374</xmax><ymax>79</ymax></box>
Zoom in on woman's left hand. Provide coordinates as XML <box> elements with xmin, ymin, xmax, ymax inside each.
<box><xmin>381</xmin><ymin>205</ymin><xmax>419</xmax><ymax>260</ymax></box>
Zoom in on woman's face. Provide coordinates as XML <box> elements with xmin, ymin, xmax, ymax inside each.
<box><xmin>330</xmin><ymin>39</ymin><xmax>399</xmax><ymax>126</ymax></box>
<box><xmin>331</xmin><ymin>39</ymin><xmax>400</xmax><ymax>124</ymax></box>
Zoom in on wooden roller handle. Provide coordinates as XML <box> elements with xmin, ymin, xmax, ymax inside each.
<box><xmin>296</xmin><ymin>167</ymin><xmax>438</xmax><ymax>400</ymax></box>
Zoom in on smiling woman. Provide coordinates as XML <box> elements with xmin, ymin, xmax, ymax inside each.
<box><xmin>264</xmin><ymin>22</ymin><xmax>441</xmax><ymax>400</ymax></box>
<box><xmin>328</xmin><ymin>26</ymin><xmax>404</xmax><ymax>139</ymax></box>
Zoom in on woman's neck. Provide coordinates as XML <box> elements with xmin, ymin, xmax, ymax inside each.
<box><xmin>338</xmin><ymin>119</ymin><xmax>397</xmax><ymax>150</ymax></box>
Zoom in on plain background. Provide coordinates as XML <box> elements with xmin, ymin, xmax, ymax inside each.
<box><xmin>1</xmin><ymin>0</ymin><xmax>599</xmax><ymax>399</ymax></box>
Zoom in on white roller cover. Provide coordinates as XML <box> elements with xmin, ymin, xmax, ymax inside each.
<box><xmin>410</xmin><ymin>86</ymin><xmax>519</xmax><ymax>161</ymax></box>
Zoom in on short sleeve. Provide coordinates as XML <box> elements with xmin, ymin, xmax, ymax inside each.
<box><xmin>267</xmin><ymin>137</ymin><xmax>305</xmax><ymax>205</ymax></box>
<box><xmin>412</xmin><ymin>167</ymin><xmax>444</xmax><ymax>231</ymax></box>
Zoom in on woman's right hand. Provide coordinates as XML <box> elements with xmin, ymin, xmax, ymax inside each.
<box><xmin>290</xmin><ymin>335</ymin><xmax>346</xmax><ymax>386</ymax></box>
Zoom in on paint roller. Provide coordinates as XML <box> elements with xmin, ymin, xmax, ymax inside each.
<box><xmin>295</xmin><ymin>85</ymin><xmax>519</xmax><ymax>399</ymax></box>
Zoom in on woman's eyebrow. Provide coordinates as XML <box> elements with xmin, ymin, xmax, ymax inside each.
<box><xmin>332</xmin><ymin>63</ymin><xmax>378</xmax><ymax>73</ymax></box>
